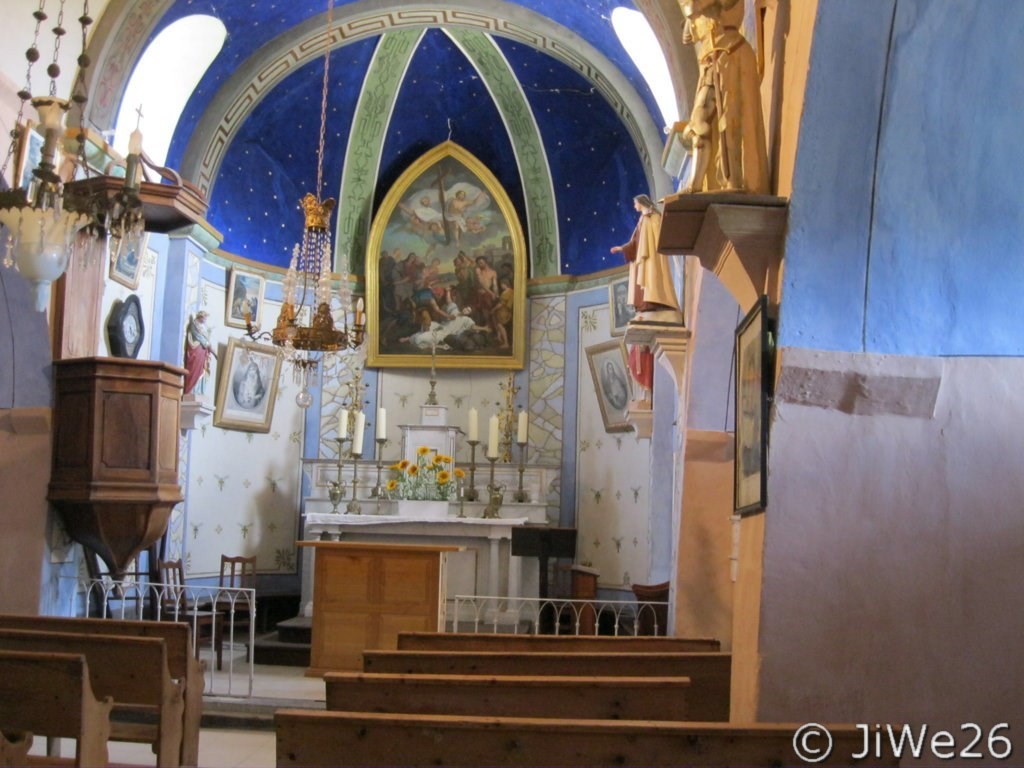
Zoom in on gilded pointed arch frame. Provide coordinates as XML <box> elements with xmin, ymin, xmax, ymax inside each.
<box><xmin>366</xmin><ymin>141</ymin><xmax>527</xmax><ymax>370</ymax></box>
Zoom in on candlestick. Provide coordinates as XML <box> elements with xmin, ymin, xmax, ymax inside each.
<box><xmin>465</xmin><ymin>439</ymin><xmax>480</xmax><ymax>502</ymax></box>
<box><xmin>426</xmin><ymin>334</ymin><xmax>440</xmax><ymax>406</ymax></box>
<box><xmin>346</xmin><ymin>470</ymin><xmax>362</xmax><ymax>515</ymax></box>
<box><xmin>487</xmin><ymin>414</ymin><xmax>499</xmax><ymax>458</ymax></box>
<box><xmin>328</xmin><ymin>437</ymin><xmax>347</xmax><ymax>512</ymax></box>
<box><xmin>513</xmin><ymin>440</ymin><xmax>529</xmax><ymax>503</ymax></box>
<box><xmin>468</xmin><ymin>407</ymin><xmax>479</xmax><ymax>442</ymax></box>
<box><xmin>482</xmin><ymin>456</ymin><xmax>503</xmax><ymax>519</ymax></box>
<box><xmin>376</xmin><ymin>407</ymin><xmax>386</xmax><ymax>440</ymax></box>
<box><xmin>370</xmin><ymin>437</ymin><xmax>388</xmax><ymax>500</ymax></box>
<box><xmin>352</xmin><ymin>411</ymin><xmax>366</xmax><ymax>456</ymax></box>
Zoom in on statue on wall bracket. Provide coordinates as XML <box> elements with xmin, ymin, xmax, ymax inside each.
<box><xmin>679</xmin><ymin>0</ymin><xmax>770</xmax><ymax>195</ymax></box>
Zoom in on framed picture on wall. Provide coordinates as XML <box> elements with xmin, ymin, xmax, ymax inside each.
<box><xmin>585</xmin><ymin>339</ymin><xmax>633</xmax><ymax>433</ymax></box>
<box><xmin>608</xmin><ymin>276</ymin><xmax>636</xmax><ymax>336</ymax></box>
<box><xmin>109</xmin><ymin>234</ymin><xmax>148</xmax><ymax>289</ymax></box>
<box><xmin>225</xmin><ymin>268</ymin><xmax>265</xmax><ymax>329</ymax></box>
<box><xmin>213</xmin><ymin>338</ymin><xmax>282</xmax><ymax>433</ymax></box>
<box><xmin>365</xmin><ymin>140</ymin><xmax>527</xmax><ymax>370</ymax></box>
<box><xmin>734</xmin><ymin>295</ymin><xmax>774</xmax><ymax>516</ymax></box>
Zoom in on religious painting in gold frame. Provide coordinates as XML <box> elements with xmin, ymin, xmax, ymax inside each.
<box><xmin>366</xmin><ymin>141</ymin><xmax>527</xmax><ymax>369</ymax></box>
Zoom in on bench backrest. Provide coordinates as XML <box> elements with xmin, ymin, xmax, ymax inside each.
<box><xmin>362</xmin><ymin>650</ymin><xmax>731</xmax><ymax>721</ymax></box>
<box><xmin>275</xmin><ymin>710</ymin><xmax>899</xmax><ymax>767</ymax></box>
<box><xmin>0</xmin><ymin>628</ymin><xmax>171</xmax><ymax>708</ymax></box>
<box><xmin>0</xmin><ymin>649</ymin><xmax>112</xmax><ymax>767</ymax></box>
<box><xmin>0</xmin><ymin>614</ymin><xmax>200</xmax><ymax>767</ymax></box>
<box><xmin>397</xmin><ymin>631</ymin><xmax>721</xmax><ymax>652</ymax></box>
<box><xmin>324</xmin><ymin>671</ymin><xmax>694</xmax><ymax>721</ymax></box>
<box><xmin>0</xmin><ymin>613</ymin><xmax>193</xmax><ymax>681</ymax></box>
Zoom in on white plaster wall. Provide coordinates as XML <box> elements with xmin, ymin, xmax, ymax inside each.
<box><xmin>757</xmin><ymin>351</ymin><xmax>1024</xmax><ymax>731</ymax></box>
<box><xmin>575</xmin><ymin>303</ymin><xmax>652</xmax><ymax>588</ymax></box>
<box><xmin>180</xmin><ymin>281</ymin><xmax>305</xmax><ymax>577</ymax></box>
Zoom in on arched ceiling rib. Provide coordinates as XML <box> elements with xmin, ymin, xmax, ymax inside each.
<box><xmin>335</xmin><ymin>29</ymin><xmax>424</xmax><ymax>277</ymax></box>
<box><xmin>178</xmin><ymin>3</ymin><xmax>668</xmax><ymax>205</ymax></box>
<box><xmin>446</xmin><ymin>29</ymin><xmax>559</xmax><ymax>277</ymax></box>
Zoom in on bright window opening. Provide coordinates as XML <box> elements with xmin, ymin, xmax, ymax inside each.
<box><xmin>114</xmin><ymin>15</ymin><xmax>227</xmax><ymax>165</ymax></box>
<box><xmin>611</xmin><ymin>7</ymin><xmax>679</xmax><ymax>128</ymax></box>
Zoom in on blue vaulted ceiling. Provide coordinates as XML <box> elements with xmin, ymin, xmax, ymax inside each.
<box><xmin>149</xmin><ymin>0</ymin><xmax>669</xmax><ymax>276</ymax></box>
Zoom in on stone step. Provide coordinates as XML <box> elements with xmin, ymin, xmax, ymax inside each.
<box><xmin>275</xmin><ymin>615</ymin><xmax>312</xmax><ymax>644</ymax></box>
<box><xmin>252</xmin><ymin>632</ymin><xmax>310</xmax><ymax>668</ymax></box>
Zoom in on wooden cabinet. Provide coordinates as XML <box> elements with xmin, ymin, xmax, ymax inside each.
<box><xmin>298</xmin><ymin>542</ymin><xmax>459</xmax><ymax>673</ymax></box>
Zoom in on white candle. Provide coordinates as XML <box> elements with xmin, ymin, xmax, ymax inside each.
<box><xmin>352</xmin><ymin>411</ymin><xmax>366</xmax><ymax>455</ymax></box>
<box><xmin>376</xmin><ymin>407</ymin><xmax>387</xmax><ymax>440</ymax></box>
<box><xmin>517</xmin><ymin>410</ymin><xmax>528</xmax><ymax>444</ymax></box>
<box><xmin>337</xmin><ymin>409</ymin><xmax>348</xmax><ymax>440</ymax></box>
<box><xmin>487</xmin><ymin>415</ymin><xmax>499</xmax><ymax>459</ymax></box>
<box><xmin>128</xmin><ymin>128</ymin><xmax>143</xmax><ymax>155</ymax></box>
<box><xmin>468</xmin><ymin>408</ymin><xmax>479</xmax><ymax>442</ymax></box>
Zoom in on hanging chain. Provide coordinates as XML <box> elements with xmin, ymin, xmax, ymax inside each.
<box><xmin>0</xmin><ymin>0</ymin><xmax>47</xmax><ymax>181</ymax></box>
<box><xmin>72</xmin><ymin>0</ymin><xmax>94</xmax><ymax>178</ymax></box>
<box><xmin>48</xmin><ymin>0</ymin><xmax>67</xmax><ymax>97</ymax></box>
<box><xmin>314</xmin><ymin>0</ymin><xmax>334</xmax><ymax>201</ymax></box>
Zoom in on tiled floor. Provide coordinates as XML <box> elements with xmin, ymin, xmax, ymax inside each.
<box><xmin>30</xmin><ymin>661</ymin><xmax>322</xmax><ymax>767</ymax></box>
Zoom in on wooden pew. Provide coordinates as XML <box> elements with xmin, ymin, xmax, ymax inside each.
<box><xmin>276</xmin><ymin>710</ymin><xmax>898</xmax><ymax>767</ymax></box>
<box><xmin>363</xmin><ymin>650</ymin><xmax>730</xmax><ymax>721</ymax></box>
<box><xmin>397</xmin><ymin>631</ymin><xmax>720</xmax><ymax>652</ymax></box>
<box><xmin>0</xmin><ymin>731</ymin><xmax>32</xmax><ymax>768</ymax></box>
<box><xmin>0</xmin><ymin>650</ymin><xmax>112</xmax><ymax>767</ymax></box>
<box><xmin>0</xmin><ymin>629</ymin><xmax>184</xmax><ymax>768</ymax></box>
<box><xmin>0</xmin><ymin>614</ymin><xmax>202</xmax><ymax>766</ymax></box>
<box><xmin>325</xmin><ymin>672</ymin><xmax>692</xmax><ymax>720</ymax></box>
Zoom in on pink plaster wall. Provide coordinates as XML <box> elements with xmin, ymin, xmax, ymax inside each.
<box><xmin>0</xmin><ymin>409</ymin><xmax>51</xmax><ymax>614</ymax></box>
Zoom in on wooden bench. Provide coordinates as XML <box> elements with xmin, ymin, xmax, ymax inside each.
<box><xmin>275</xmin><ymin>710</ymin><xmax>898</xmax><ymax>767</ymax></box>
<box><xmin>397</xmin><ymin>631</ymin><xmax>721</xmax><ymax>652</ymax></box>
<box><xmin>325</xmin><ymin>672</ymin><xmax>692</xmax><ymax>720</ymax></box>
<box><xmin>0</xmin><ymin>650</ymin><xmax>112</xmax><ymax>767</ymax></box>
<box><xmin>0</xmin><ymin>614</ymin><xmax>202</xmax><ymax>766</ymax></box>
<box><xmin>0</xmin><ymin>731</ymin><xmax>32</xmax><ymax>767</ymax></box>
<box><xmin>0</xmin><ymin>629</ymin><xmax>184</xmax><ymax>767</ymax></box>
<box><xmin>362</xmin><ymin>650</ymin><xmax>730</xmax><ymax>721</ymax></box>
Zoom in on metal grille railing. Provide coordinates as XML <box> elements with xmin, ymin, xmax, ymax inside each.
<box><xmin>73</xmin><ymin>577</ymin><xmax>256</xmax><ymax>698</ymax></box>
<box><xmin>452</xmin><ymin>595</ymin><xmax>668</xmax><ymax>636</ymax></box>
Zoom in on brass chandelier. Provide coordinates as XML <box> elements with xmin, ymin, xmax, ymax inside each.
<box><xmin>0</xmin><ymin>1</ymin><xmax>148</xmax><ymax>311</ymax></box>
<box><xmin>246</xmin><ymin>0</ymin><xmax>364</xmax><ymax>408</ymax></box>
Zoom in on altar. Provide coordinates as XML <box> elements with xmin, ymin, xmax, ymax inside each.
<box><xmin>300</xmin><ymin>496</ymin><xmax>550</xmax><ymax>619</ymax></box>
<box><xmin>299</xmin><ymin>402</ymin><xmax>560</xmax><ymax>621</ymax></box>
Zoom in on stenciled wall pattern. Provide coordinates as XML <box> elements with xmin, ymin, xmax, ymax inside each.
<box><xmin>574</xmin><ymin>299</ymin><xmax>652</xmax><ymax>590</ymax></box>
<box><xmin>181</xmin><ymin>280</ymin><xmax>304</xmax><ymax>578</ymax></box>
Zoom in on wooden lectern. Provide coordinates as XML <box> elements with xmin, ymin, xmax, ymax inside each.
<box><xmin>297</xmin><ymin>541</ymin><xmax>459</xmax><ymax>674</ymax></box>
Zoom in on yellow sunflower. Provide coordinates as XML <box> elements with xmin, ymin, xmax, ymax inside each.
<box><xmin>398</xmin><ymin>459</ymin><xmax>411</xmax><ymax>470</ymax></box>
<box><xmin>454</xmin><ymin>468</ymin><xmax>466</xmax><ymax>479</ymax></box>
<box><xmin>416</xmin><ymin>446</ymin><xmax>431</xmax><ymax>457</ymax></box>
<box><xmin>408</xmin><ymin>465</ymin><xmax>419</xmax><ymax>476</ymax></box>
<box><xmin>386</xmin><ymin>479</ymin><xmax>398</xmax><ymax>491</ymax></box>
<box><xmin>437</xmin><ymin>470</ymin><xmax>451</xmax><ymax>485</ymax></box>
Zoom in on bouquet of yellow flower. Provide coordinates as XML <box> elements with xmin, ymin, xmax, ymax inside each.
<box><xmin>387</xmin><ymin>446</ymin><xmax>466</xmax><ymax>501</ymax></box>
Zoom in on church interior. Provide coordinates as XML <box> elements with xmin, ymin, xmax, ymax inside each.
<box><xmin>2</xmin><ymin>0</ymin><xmax>1023</xmax><ymax>764</ymax></box>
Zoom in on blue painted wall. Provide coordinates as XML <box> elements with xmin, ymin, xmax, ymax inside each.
<box><xmin>782</xmin><ymin>1</ymin><xmax>1024</xmax><ymax>356</ymax></box>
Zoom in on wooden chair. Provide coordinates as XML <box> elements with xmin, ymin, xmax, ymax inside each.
<box><xmin>157</xmin><ymin>558</ymin><xmax>224</xmax><ymax>671</ymax></box>
<box><xmin>217</xmin><ymin>554</ymin><xmax>256</xmax><ymax>660</ymax></box>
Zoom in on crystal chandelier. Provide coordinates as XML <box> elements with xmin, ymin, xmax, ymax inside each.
<box><xmin>245</xmin><ymin>0</ymin><xmax>364</xmax><ymax>407</ymax></box>
<box><xmin>0</xmin><ymin>2</ymin><xmax>95</xmax><ymax>311</ymax></box>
